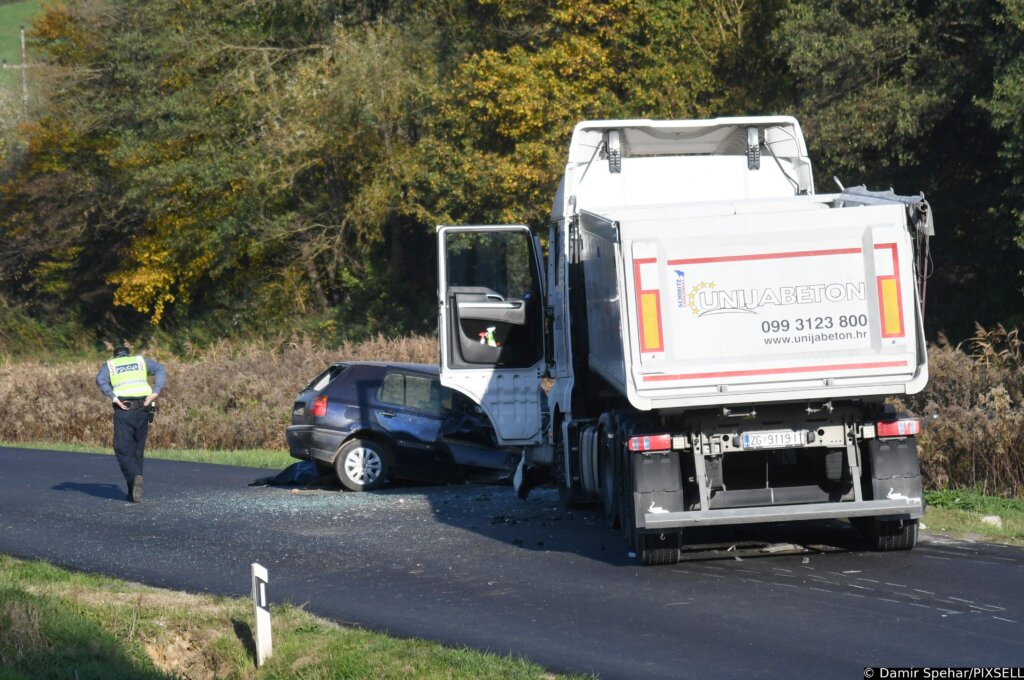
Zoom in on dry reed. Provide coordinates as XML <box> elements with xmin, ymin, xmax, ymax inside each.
<box><xmin>2</xmin><ymin>328</ymin><xmax>1022</xmax><ymax>497</ymax></box>
<box><xmin>0</xmin><ymin>334</ymin><xmax>437</xmax><ymax>451</ymax></box>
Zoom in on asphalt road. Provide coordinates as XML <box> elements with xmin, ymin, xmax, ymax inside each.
<box><xmin>2</xmin><ymin>446</ymin><xmax>1022</xmax><ymax>679</ymax></box>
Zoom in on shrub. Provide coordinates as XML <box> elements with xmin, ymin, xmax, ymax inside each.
<box><xmin>2</xmin><ymin>327</ymin><xmax>1023</xmax><ymax>498</ymax></box>
<box><xmin>0</xmin><ymin>334</ymin><xmax>437</xmax><ymax>450</ymax></box>
<box><xmin>896</xmin><ymin>328</ymin><xmax>1024</xmax><ymax>498</ymax></box>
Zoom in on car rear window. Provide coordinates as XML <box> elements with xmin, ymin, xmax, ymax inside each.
<box><xmin>304</xmin><ymin>364</ymin><xmax>348</xmax><ymax>393</ymax></box>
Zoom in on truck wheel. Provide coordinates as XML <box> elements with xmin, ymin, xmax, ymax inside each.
<box><xmin>859</xmin><ymin>517</ymin><xmax>918</xmax><ymax>551</ymax></box>
<box><xmin>555</xmin><ymin>446</ymin><xmax>589</xmax><ymax>510</ymax></box>
<box><xmin>599</xmin><ymin>428</ymin><xmax>620</xmax><ymax>529</ymax></box>
<box><xmin>637</xmin><ymin>531</ymin><xmax>681</xmax><ymax>566</ymax></box>
<box><xmin>334</xmin><ymin>439</ymin><xmax>388</xmax><ymax>492</ymax></box>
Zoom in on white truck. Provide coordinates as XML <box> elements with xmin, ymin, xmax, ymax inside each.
<box><xmin>437</xmin><ymin>117</ymin><xmax>934</xmax><ymax>565</ymax></box>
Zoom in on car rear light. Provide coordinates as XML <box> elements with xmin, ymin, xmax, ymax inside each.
<box><xmin>875</xmin><ymin>418</ymin><xmax>920</xmax><ymax>438</ymax></box>
<box><xmin>310</xmin><ymin>395</ymin><xmax>328</xmax><ymax>417</ymax></box>
<box><xmin>627</xmin><ymin>434</ymin><xmax>672</xmax><ymax>453</ymax></box>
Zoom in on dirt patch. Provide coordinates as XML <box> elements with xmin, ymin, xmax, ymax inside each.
<box><xmin>144</xmin><ymin>629</ymin><xmax>227</xmax><ymax>680</ymax></box>
<box><xmin>20</xmin><ymin>582</ymin><xmax>244</xmax><ymax>679</ymax></box>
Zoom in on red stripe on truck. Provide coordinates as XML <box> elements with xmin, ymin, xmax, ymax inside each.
<box><xmin>642</xmin><ymin>360</ymin><xmax>909</xmax><ymax>382</ymax></box>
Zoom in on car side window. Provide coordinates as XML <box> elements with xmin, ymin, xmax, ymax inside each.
<box><xmin>379</xmin><ymin>373</ymin><xmax>405</xmax><ymax>406</ymax></box>
<box><xmin>405</xmin><ymin>375</ymin><xmax>435</xmax><ymax>411</ymax></box>
<box><xmin>377</xmin><ymin>373</ymin><xmax>447</xmax><ymax>414</ymax></box>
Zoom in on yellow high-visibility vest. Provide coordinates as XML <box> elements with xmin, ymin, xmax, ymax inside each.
<box><xmin>108</xmin><ymin>355</ymin><xmax>151</xmax><ymax>398</ymax></box>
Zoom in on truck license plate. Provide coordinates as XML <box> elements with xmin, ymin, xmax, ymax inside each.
<box><xmin>741</xmin><ymin>429</ymin><xmax>805</xmax><ymax>450</ymax></box>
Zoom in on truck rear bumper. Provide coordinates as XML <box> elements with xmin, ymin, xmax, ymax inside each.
<box><xmin>642</xmin><ymin>498</ymin><xmax>923</xmax><ymax>530</ymax></box>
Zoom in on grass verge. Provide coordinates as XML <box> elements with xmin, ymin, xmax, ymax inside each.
<box><xmin>0</xmin><ymin>554</ymin><xmax>571</xmax><ymax>680</ymax></box>
<box><xmin>1</xmin><ymin>440</ymin><xmax>293</xmax><ymax>470</ymax></box>
<box><xmin>922</xmin><ymin>489</ymin><xmax>1024</xmax><ymax>546</ymax></box>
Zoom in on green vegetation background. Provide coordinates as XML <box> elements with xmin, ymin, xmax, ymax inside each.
<box><xmin>1</xmin><ymin>0</ymin><xmax>1024</xmax><ymax>353</ymax></box>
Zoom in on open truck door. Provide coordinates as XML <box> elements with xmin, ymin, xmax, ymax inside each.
<box><xmin>437</xmin><ymin>226</ymin><xmax>546</xmax><ymax>446</ymax></box>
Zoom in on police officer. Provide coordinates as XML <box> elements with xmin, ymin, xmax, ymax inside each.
<box><xmin>95</xmin><ymin>345</ymin><xmax>166</xmax><ymax>502</ymax></box>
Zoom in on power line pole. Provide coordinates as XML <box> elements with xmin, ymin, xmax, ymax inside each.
<box><xmin>2</xmin><ymin>26</ymin><xmax>32</xmax><ymax>117</ymax></box>
<box><xmin>20</xmin><ymin>25</ymin><xmax>28</xmax><ymax>116</ymax></box>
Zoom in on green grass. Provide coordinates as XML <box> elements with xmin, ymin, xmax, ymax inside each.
<box><xmin>925</xmin><ymin>488</ymin><xmax>1024</xmax><ymax>516</ymax></box>
<box><xmin>1</xmin><ymin>440</ymin><xmax>293</xmax><ymax>470</ymax></box>
<box><xmin>0</xmin><ymin>554</ymin><xmax>575</xmax><ymax>680</ymax></box>
<box><xmin>0</xmin><ymin>2</ymin><xmax>41</xmax><ymax>86</ymax></box>
<box><xmin>922</xmin><ymin>489</ymin><xmax>1024</xmax><ymax>546</ymax></box>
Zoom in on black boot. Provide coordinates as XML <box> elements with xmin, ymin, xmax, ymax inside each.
<box><xmin>130</xmin><ymin>475</ymin><xmax>143</xmax><ymax>502</ymax></box>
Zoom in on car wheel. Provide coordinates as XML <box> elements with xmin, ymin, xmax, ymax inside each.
<box><xmin>335</xmin><ymin>439</ymin><xmax>388</xmax><ymax>491</ymax></box>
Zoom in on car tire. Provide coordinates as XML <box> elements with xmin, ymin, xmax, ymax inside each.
<box><xmin>335</xmin><ymin>439</ymin><xmax>388</xmax><ymax>491</ymax></box>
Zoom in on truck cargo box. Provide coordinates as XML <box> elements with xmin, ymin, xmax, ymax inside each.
<box><xmin>580</xmin><ymin>196</ymin><xmax>927</xmax><ymax>410</ymax></box>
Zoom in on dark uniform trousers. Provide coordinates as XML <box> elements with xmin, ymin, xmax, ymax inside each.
<box><xmin>113</xmin><ymin>404</ymin><xmax>150</xmax><ymax>484</ymax></box>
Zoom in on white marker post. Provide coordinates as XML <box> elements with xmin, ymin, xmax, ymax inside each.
<box><xmin>251</xmin><ymin>562</ymin><xmax>272</xmax><ymax>667</ymax></box>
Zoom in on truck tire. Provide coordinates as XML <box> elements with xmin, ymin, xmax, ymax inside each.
<box><xmin>599</xmin><ymin>427</ymin><xmax>620</xmax><ymax>529</ymax></box>
<box><xmin>858</xmin><ymin>517</ymin><xmax>918</xmax><ymax>551</ymax></box>
<box><xmin>553</xmin><ymin>417</ymin><xmax>590</xmax><ymax>510</ymax></box>
<box><xmin>556</xmin><ymin>454</ymin><xmax>589</xmax><ymax>510</ymax></box>
<box><xmin>637</xmin><ymin>531</ymin><xmax>682</xmax><ymax>566</ymax></box>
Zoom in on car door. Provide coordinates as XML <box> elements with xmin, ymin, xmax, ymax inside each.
<box><xmin>437</xmin><ymin>225</ymin><xmax>546</xmax><ymax>446</ymax></box>
<box><xmin>374</xmin><ymin>371</ymin><xmax>449</xmax><ymax>476</ymax></box>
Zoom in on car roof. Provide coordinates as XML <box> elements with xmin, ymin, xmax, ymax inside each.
<box><xmin>330</xmin><ymin>361</ymin><xmax>440</xmax><ymax>376</ymax></box>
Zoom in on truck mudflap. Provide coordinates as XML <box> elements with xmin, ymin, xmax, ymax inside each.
<box><xmin>640</xmin><ymin>498</ymin><xmax>923</xmax><ymax>530</ymax></box>
<box><xmin>861</xmin><ymin>437</ymin><xmax>924</xmax><ymax>520</ymax></box>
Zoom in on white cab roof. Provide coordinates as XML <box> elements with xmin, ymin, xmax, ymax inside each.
<box><xmin>568</xmin><ymin>117</ymin><xmax>807</xmax><ymax>163</ymax></box>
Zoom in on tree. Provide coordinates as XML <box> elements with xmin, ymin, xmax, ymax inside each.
<box><xmin>410</xmin><ymin>0</ymin><xmax>741</xmax><ymax>229</ymax></box>
<box><xmin>772</xmin><ymin>0</ymin><xmax>1024</xmax><ymax>338</ymax></box>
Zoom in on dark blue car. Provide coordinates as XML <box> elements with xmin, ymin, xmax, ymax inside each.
<box><xmin>286</xmin><ymin>362</ymin><xmax>519</xmax><ymax>490</ymax></box>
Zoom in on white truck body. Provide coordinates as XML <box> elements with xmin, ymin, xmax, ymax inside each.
<box><xmin>437</xmin><ymin>117</ymin><xmax>933</xmax><ymax>563</ymax></box>
<box><xmin>580</xmin><ymin>198</ymin><xmax>927</xmax><ymax>411</ymax></box>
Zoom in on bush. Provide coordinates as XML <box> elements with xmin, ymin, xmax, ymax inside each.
<box><xmin>896</xmin><ymin>327</ymin><xmax>1024</xmax><ymax>498</ymax></box>
<box><xmin>0</xmin><ymin>334</ymin><xmax>437</xmax><ymax>450</ymax></box>
<box><xmin>3</xmin><ymin>326</ymin><xmax>1023</xmax><ymax>499</ymax></box>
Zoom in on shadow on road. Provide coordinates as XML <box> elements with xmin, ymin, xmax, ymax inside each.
<box><xmin>253</xmin><ymin>463</ymin><xmax>867</xmax><ymax>565</ymax></box>
<box><xmin>52</xmin><ymin>481</ymin><xmax>126</xmax><ymax>500</ymax></box>
<box><xmin>407</xmin><ymin>482</ymin><xmax>869</xmax><ymax>565</ymax></box>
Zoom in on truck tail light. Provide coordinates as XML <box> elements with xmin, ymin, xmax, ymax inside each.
<box><xmin>633</xmin><ymin>259</ymin><xmax>664</xmax><ymax>353</ymax></box>
<box><xmin>876</xmin><ymin>418</ymin><xmax>919</xmax><ymax>438</ymax></box>
<box><xmin>627</xmin><ymin>434</ymin><xmax>672</xmax><ymax>453</ymax></box>
<box><xmin>310</xmin><ymin>395</ymin><xmax>328</xmax><ymax>417</ymax></box>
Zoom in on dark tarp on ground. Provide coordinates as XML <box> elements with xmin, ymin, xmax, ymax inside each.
<box><xmin>249</xmin><ymin>460</ymin><xmax>334</xmax><ymax>487</ymax></box>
